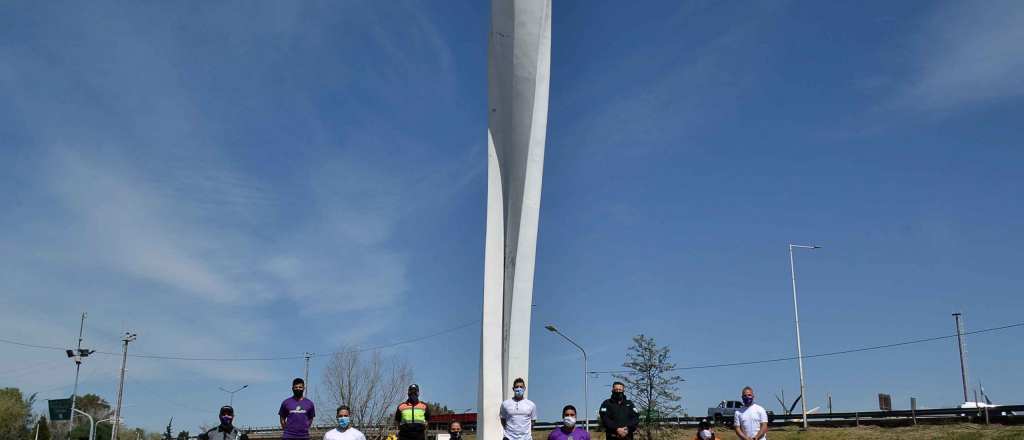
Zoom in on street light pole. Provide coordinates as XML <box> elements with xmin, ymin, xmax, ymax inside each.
<box><xmin>545</xmin><ymin>326</ymin><xmax>588</xmax><ymax>432</ymax></box>
<box><xmin>68</xmin><ymin>313</ymin><xmax>88</xmax><ymax>440</ymax></box>
<box><xmin>72</xmin><ymin>409</ymin><xmax>94</xmax><ymax>440</ymax></box>
<box><xmin>789</xmin><ymin>244</ymin><xmax>820</xmax><ymax>429</ymax></box>
<box><xmin>96</xmin><ymin>418</ymin><xmax>113</xmax><ymax>440</ymax></box>
<box><xmin>218</xmin><ymin>385</ymin><xmax>249</xmax><ymax>406</ymax></box>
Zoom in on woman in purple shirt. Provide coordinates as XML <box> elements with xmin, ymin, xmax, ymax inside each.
<box><xmin>549</xmin><ymin>405</ymin><xmax>590</xmax><ymax>440</ymax></box>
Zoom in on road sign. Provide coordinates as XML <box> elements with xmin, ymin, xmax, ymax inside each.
<box><xmin>48</xmin><ymin>398</ymin><xmax>72</xmax><ymax>421</ymax></box>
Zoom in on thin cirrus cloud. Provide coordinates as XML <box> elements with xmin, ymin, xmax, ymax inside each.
<box><xmin>897</xmin><ymin>0</ymin><xmax>1024</xmax><ymax>111</ymax></box>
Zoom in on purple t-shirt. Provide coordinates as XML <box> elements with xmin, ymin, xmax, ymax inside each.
<box><xmin>548</xmin><ymin>428</ymin><xmax>590</xmax><ymax>440</ymax></box>
<box><xmin>278</xmin><ymin>397</ymin><xmax>316</xmax><ymax>439</ymax></box>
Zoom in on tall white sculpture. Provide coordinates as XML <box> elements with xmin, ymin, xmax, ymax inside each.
<box><xmin>479</xmin><ymin>0</ymin><xmax>552</xmax><ymax>439</ymax></box>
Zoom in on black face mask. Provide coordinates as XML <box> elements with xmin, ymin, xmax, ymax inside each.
<box><xmin>450</xmin><ymin>433</ymin><xmax>461</xmax><ymax>439</ymax></box>
<box><xmin>293</xmin><ymin>390</ymin><xmax>304</xmax><ymax>399</ymax></box>
<box><xmin>612</xmin><ymin>391</ymin><xmax>625</xmax><ymax>400</ymax></box>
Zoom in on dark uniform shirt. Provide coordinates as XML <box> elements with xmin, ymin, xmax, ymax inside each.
<box><xmin>198</xmin><ymin>426</ymin><xmax>248</xmax><ymax>440</ymax></box>
<box><xmin>599</xmin><ymin>398</ymin><xmax>639</xmax><ymax>440</ymax></box>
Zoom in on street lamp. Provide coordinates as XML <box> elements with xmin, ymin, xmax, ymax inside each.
<box><xmin>96</xmin><ymin>418</ymin><xmax>114</xmax><ymax>440</ymax></box>
<box><xmin>789</xmin><ymin>244</ymin><xmax>820</xmax><ymax>429</ymax></box>
<box><xmin>545</xmin><ymin>326</ymin><xmax>589</xmax><ymax>432</ymax></box>
<box><xmin>218</xmin><ymin>385</ymin><xmax>249</xmax><ymax>406</ymax></box>
<box><xmin>72</xmin><ymin>409</ymin><xmax>94</xmax><ymax>440</ymax></box>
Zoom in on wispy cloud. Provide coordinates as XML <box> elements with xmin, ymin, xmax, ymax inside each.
<box><xmin>895</xmin><ymin>0</ymin><xmax>1024</xmax><ymax>110</ymax></box>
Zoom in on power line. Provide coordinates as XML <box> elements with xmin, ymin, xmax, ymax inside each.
<box><xmin>95</xmin><ymin>319</ymin><xmax>482</xmax><ymax>361</ymax></box>
<box><xmin>0</xmin><ymin>357</ymin><xmax>66</xmax><ymax>376</ymax></box>
<box><xmin>588</xmin><ymin>322</ymin><xmax>1024</xmax><ymax>375</ymax></box>
<box><xmin>33</xmin><ymin>368</ymin><xmax>122</xmax><ymax>395</ymax></box>
<box><xmin>0</xmin><ymin>338</ymin><xmax>66</xmax><ymax>351</ymax></box>
<box><xmin>0</xmin><ymin>361</ymin><xmax>72</xmax><ymax>381</ymax></box>
<box><xmin>126</xmin><ymin>373</ymin><xmax>211</xmax><ymax>413</ymax></box>
<box><xmin>1</xmin><ymin>319</ymin><xmax>482</xmax><ymax>362</ymax></box>
<box><xmin>80</xmin><ymin>337</ymin><xmax>127</xmax><ymax>382</ymax></box>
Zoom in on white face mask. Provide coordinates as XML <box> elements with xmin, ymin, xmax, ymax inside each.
<box><xmin>563</xmin><ymin>417</ymin><xmax>576</xmax><ymax>428</ymax></box>
<box><xmin>699</xmin><ymin>429</ymin><xmax>713</xmax><ymax>440</ymax></box>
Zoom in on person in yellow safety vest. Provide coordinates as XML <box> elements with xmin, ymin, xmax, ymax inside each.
<box><xmin>395</xmin><ymin>384</ymin><xmax>432</xmax><ymax>440</ymax></box>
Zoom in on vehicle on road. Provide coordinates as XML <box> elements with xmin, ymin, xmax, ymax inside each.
<box><xmin>708</xmin><ymin>401</ymin><xmax>775</xmax><ymax>425</ymax></box>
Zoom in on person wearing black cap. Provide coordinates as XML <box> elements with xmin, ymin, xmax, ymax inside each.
<box><xmin>691</xmin><ymin>419</ymin><xmax>718</xmax><ymax>440</ymax></box>
<box><xmin>394</xmin><ymin>384</ymin><xmax>431</xmax><ymax>440</ymax></box>
<box><xmin>199</xmin><ymin>406</ymin><xmax>248</xmax><ymax>440</ymax></box>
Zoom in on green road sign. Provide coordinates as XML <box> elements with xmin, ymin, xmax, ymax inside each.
<box><xmin>48</xmin><ymin>398</ymin><xmax>72</xmax><ymax>421</ymax></box>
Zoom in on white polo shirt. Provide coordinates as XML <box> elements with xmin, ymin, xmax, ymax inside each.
<box><xmin>733</xmin><ymin>403</ymin><xmax>768</xmax><ymax>440</ymax></box>
<box><xmin>499</xmin><ymin>397</ymin><xmax>537</xmax><ymax>440</ymax></box>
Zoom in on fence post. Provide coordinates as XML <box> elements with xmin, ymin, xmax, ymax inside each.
<box><xmin>911</xmin><ymin>398</ymin><xmax>917</xmax><ymax>427</ymax></box>
<box><xmin>855</xmin><ymin>412</ymin><xmax>859</xmax><ymax>428</ymax></box>
<box><xmin>984</xmin><ymin>405</ymin><xmax>990</xmax><ymax>427</ymax></box>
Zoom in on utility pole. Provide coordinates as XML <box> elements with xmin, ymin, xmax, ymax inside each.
<box><xmin>303</xmin><ymin>352</ymin><xmax>315</xmax><ymax>398</ymax></box>
<box><xmin>953</xmin><ymin>311</ymin><xmax>969</xmax><ymax>402</ymax></box>
<box><xmin>111</xmin><ymin>333</ymin><xmax>137</xmax><ymax>440</ymax></box>
<box><xmin>68</xmin><ymin>313</ymin><xmax>92</xmax><ymax>440</ymax></box>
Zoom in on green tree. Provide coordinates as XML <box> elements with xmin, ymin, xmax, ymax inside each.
<box><xmin>0</xmin><ymin>388</ymin><xmax>35</xmax><ymax>440</ymax></box>
<box><xmin>72</xmin><ymin>420</ymin><xmax>112</xmax><ymax>440</ymax></box>
<box><xmin>164</xmin><ymin>418</ymin><xmax>174</xmax><ymax>440</ymax></box>
<box><xmin>71</xmin><ymin>394</ymin><xmax>112</xmax><ymax>420</ymax></box>
<box><xmin>423</xmin><ymin>402</ymin><xmax>453</xmax><ymax>415</ymax></box>
<box><xmin>613</xmin><ymin>335</ymin><xmax>683</xmax><ymax>440</ymax></box>
<box><xmin>176</xmin><ymin>430</ymin><xmax>189</xmax><ymax>440</ymax></box>
<box><xmin>37</xmin><ymin>416</ymin><xmax>52</xmax><ymax>440</ymax></box>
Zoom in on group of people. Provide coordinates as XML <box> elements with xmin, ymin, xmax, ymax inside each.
<box><xmin>198</xmin><ymin>378</ymin><xmax>771</xmax><ymax>440</ymax></box>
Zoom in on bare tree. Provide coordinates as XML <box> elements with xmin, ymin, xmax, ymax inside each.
<box><xmin>613</xmin><ymin>335</ymin><xmax>683</xmax><ymax>440</ymax></box>
<box><xmin>314</xmin><ymin>343</ymin><xmax>413</xmax><ymax>439</ymax></box>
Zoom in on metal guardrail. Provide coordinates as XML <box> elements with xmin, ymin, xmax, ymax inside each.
<box><xmin>241</xmin><ymin>406</ymin><xmax>1024</xmax><ymax>438</ymax></box>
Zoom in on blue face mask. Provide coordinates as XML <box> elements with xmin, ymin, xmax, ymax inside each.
<box><xmin>220</xmin><ymin>416</ymin><xmax>233</xmax><ymax>426</ymax></box>
<box><xmin>514</xmin><ymin>387</ymin><xmax>525</xmax><ymax>398</ymax></box>
<box><xmin>338</xmin><ymin>417</ymin><xmax>351</xmax><ymax>428</ymax></box>
<box><xmin>742</xmin><ymin>396</ymin><xmax>754</xmax><ymax>405</ymax></box>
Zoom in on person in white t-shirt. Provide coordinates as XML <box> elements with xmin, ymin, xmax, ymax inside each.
<box><xmin>733</xmin><ymin>387</ymin><xmax>768</xmax><ymax>440</ymax></box>
<box><xmin>499</xmin><ymin>378</ymin><xmax>537</xmax><ymax>440</ymax></box>
<box><xmin>324</xmin><ymin>405</ymin><xmax>366</xmax><ymax>440</ymax></box>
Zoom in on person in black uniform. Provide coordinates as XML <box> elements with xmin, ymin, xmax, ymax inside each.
<box><xmin>599</xmin><ymin>382</ymin><xmax>638</xmax><ymax>440</ymax></box>
<box><xmin>199</xmin><ymin>406</ymin><xmax>248</xmax><ymax>440</ymax></box>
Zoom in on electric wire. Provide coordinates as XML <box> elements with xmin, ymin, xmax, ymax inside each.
<box><xmin>0</xmin><ymin>362</ymin><xmax>72</xmax><ymax>381</ymax></box>
<box><xmin>34</xmin><ymin>369</ymin><xmax>122</xmax><ymax>395</ymax></box>
<box><xmin>3</xmin><ymin>320</ymin><xmax>1020</xmax><ymax>367</ymax></box>
<box><xmin>587</xmin><ymin>322</ymin><xmax>1024</xmax><ymax>375</ymax></box>
<box><xmin>90</xmin><ymin>319</ymin><xmax>483</xmax><ymax>361</ymax></box>
<box><xmin>0</xmin><ymin>357</ymin><xmax>66</xmax><ymax>375</ymax></box>
<box><xmin>126</xmin><ymin>372</ymin><xmax>211</xmax><ymax>413</ymax></box>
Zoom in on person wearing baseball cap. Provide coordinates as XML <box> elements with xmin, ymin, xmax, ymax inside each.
<box><xmin>691</xmin><ymin>419</ymin><xmax>718</xmax><ymax>440</ymax></box>
<box><xmin>395</xmin><ymin>384</ymin><xmax>431</xmax><ymax>440</ymax></box>
<box><xmin>199</xmin><ymin>406</ymin><xmax>248</xmax><ymax>440</ymax></box>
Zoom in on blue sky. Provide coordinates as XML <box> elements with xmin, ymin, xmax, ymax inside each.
<box><xmin>2</xmin><ymin>0</ymin><xmax>1023</xmax><ymax>433</ymax></box>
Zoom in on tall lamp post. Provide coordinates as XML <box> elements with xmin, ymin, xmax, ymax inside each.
<box><xmin>218</xmin><ymin>385</ymin><xmax>249</xmax><ymax>406</ymax></box>
<box><xmin>545</xmin><ymin>326</ymin><xmax>588</xmax><ymax>432</ymax></box>
<box><xmin>789</xmin><ymin>244</ymin><xmax>820</xmax><ymax>429</ymax></box>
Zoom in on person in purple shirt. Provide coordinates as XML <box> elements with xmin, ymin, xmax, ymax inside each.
<box><xmin>549</xmin><ymin>405</ymin><xmax>590</xmax><ymax>440</ymax></box>
<box><xmin>279</xmin><ymin>378</ymin><xmax>316</xmax><ymax>439</ymax></box>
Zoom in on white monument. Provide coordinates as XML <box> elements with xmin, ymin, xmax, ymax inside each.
<box><xmin>479</xmin><ymin>0</ymin><xmax>552</xmax><ymax>439</ymax></box>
